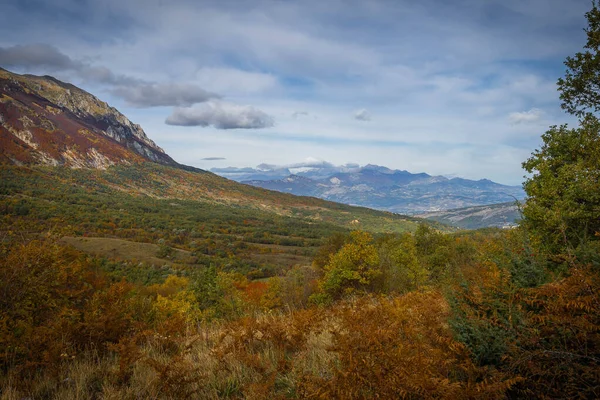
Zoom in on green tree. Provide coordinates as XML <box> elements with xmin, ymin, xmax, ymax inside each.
<box><xmin>558</xmin><ymin>1</ymin><xmax>600</xmax><ymax>117</ymax></box>
<box><xmin>414</xmin><ymin>223</ymin><xmax>453</xmax><ymax>280</ymax></box>
<box><xmin>312</xmin><ymin>232</ymin><xmax>348</xmax><ymax>269</ymax></box>
<box><xmin>313</xmin><ymin>231</ymin><xmax>380</xmax><ymax>303</ymax></box>
<box><xmin>523</xmin><ymin>1</ymin><xmax>600</xmax><ymax>258</ymax></box>
<box><xmin>522</xmin><ymin>115</ymin><xmax>600</xmax><ymax>254</ymax></box>
<box><xmin>379</xmin><ymin>233</ymin><xmax>428</xmax><ymax>293</ymax></box>
<box><xmin>189</xmin><ymin>265</ymin><xmax>224</xmax><ymax>314</ymax></box>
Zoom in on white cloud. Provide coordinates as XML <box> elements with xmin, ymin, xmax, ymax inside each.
<box><xmin>1</xmin><ymin>0</ymin><xmax>590</xmax><ymax>184</ymax></box>
<box><xmin>354</xmin><ymin>108</ymin><xmax>372</xmax><ymax>121</ymax></box>
<box><xmin>0</xmin><ymin>44</ymin><xmax>222</xmax><ymax>108</ymax></box>
<box><xmin>258</xmin><ymin>157</ymin><xmax>335</xmax><ymax>170</ymax></box>
<box><xmin>508</xmin><ymin>108</ymin><xmax>545</xmax><ymax>124</ymax></box>
<box><xmin>292</xmin><ymin>111</ymin><xmax>309</xmax><ymax>118</ymax></box>
<box><xmin>0</xmin><ymin>43</ymin><xmax>76</xmax><ymax>69</ymax></box>
<box><xmin>165</xmin><ymin>100</ymin><xmax>275</xmax><ymax>129</ymax></box>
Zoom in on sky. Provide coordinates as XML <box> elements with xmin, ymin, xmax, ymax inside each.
<box><xmin>0</xmin><ymin>0</ymin><xmax>590</xmax><ymax>185</ymax></box>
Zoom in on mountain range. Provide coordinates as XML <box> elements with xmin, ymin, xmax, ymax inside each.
<box><xmin>212</xmin><ymin>164</ymin><xmax>525</xmax><ymax>214</ymax></box>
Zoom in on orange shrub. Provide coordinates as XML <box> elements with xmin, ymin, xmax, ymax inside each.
<box><xmin>300</xmin><ymin>291</ymin><xmax>519</xmax><ymax>399</ymax></box>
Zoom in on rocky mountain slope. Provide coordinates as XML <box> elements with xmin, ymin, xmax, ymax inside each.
<box><xmin>0</xmin><ymin>68</ymin><xmax>175</xmax><ymax>168</ymax></box>
<box><xmin>237</xmin><ymin>164</ymin><xmax>525</xmax><ymax>214</ymax></box>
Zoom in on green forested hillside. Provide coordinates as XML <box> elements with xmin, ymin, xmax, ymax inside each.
<box><xmin>0</xmin><ymin>162</ymin><xmax>436</xmax><ymax>284</ymax></box>
<box><xmin>1</xmin><ymin>163</ymin><xmax>429</xmax><ymax>236</ymax></box>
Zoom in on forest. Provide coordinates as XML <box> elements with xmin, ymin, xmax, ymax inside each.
<box><xmin>1</xmin><ymin>4</ymin><xmax>600</xmax><ymax>400</ymax></box>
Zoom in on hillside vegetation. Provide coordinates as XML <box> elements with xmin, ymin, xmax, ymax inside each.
<box><xmin>1</xmin><ymin>147</ymin><xmax>599</xmax><ymax>399</ymax></box>
<box><xmin>0</xmin><ymin>162</ymin><xmax>435</xmax><ymax>287</ymax></box>
<box><xmin>1</xmin><ymin>163</ymin><xmax>428</xmax><ymax>235</ymax></box>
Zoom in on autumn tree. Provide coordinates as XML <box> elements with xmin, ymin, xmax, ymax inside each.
<box><xmin>312</xmin><ymin>231</ymin><xmax>380</xmax><ymax>303</ymax></box>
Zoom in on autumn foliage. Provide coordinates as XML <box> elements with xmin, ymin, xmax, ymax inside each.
<box><xmin>2</xmin><ymin>218</ymin><xmax>599</xmax><ymax>399</ymax></box>
<box><xmin>301</xmin><ymin>292</ymin><xmax>520</xmax><ymax>399</ymax></box>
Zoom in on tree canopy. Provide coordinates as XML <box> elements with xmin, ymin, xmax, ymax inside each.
<box><xmin>522</xmin><ymin>115</ymin><xmax>600</xmax><ymax>253</ymax></box>
<box><xmin>522</xmin><ymin>1</ymin><xmax>600</xmax><ymax>260</ymax></box>
<box><xmin>558</xmin><ymin>1</ymin><xmax>600</xmax><ymax>116</ymax></box>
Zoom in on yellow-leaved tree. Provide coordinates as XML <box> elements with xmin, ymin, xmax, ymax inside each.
<box><xmin>312</xmin><ymin>231</ymin><xmax>380</xmax><ymax>304</ymax></box>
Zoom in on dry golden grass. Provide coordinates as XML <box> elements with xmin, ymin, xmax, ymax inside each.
<box><xmin>0</xmin><ymin>309</ymin><xmax>338</xmax><ymax>400</ymax></box>
<box><xmin>61</xmin><ymin>236</ymin><xmax>193</xmax><ymax>266</ymax></box>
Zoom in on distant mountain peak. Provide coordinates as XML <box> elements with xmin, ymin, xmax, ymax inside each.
<box><xmin>0</xmin><ymin>68</ymin><xmax>175</xmax><ymax>168</ymax></box>
<box><xmin>283</xmin><ymin>174</ymin><xmax>313</xmax><ymax>183</ymax></box>
<box><xmin>228</xmin><ymin>162</ymin><xmax>526</xmax><ymax>214</ymax></box>
<box><xmin>362</xmin><ymin>164</ymin><xmax>393</xmax><ymax>173</ymax></box>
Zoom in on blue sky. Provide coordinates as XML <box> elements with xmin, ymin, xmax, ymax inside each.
<box><xmin>0</xmin><ymin>0</ymin><xmax>590</xmax><ymax>185</ymax></box>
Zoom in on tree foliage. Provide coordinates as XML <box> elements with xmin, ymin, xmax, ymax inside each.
<box><xmin>522</xmin><ymin>115</ymin><xmax>600</xmax><ymax>255</ymax></box>
<box><xmin>4</xmin><ymin>4</ymin><xmax>600</xmax><ymax>391</ymax></box>
<box><xmin>313</xmin><ymin>231</ymin><xmax>381</xmax><ymax>303</ymax></box>
<box><xmin>558</xmin><ymin>1</ymin><xmax>600</xmax><ymax>116</ymax></box>
<box><xmin>302</xmin><ymin>292</ymin><xmax>520</xmax><ymax>399</ymax></box>
<box><xmin>379</xmin><ymin>232</ymin><xmax>429</xmax><ymax>293</ymax></box>
<box><xmin>523</xmin><ymin>0</ymin><xmax>600</xmax><ymax>261</ymax></box>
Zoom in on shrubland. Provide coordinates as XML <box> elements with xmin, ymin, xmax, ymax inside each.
<box><xmin>1</xmin><ymin>214</ymin><xmax>598</xmax><ymax>399</ymax></box>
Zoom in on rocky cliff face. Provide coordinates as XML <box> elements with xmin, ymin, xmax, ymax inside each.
<box><xmin>0</xmin><ymin>68</ymin><xmax>175</xmax><ymax>168</ymax></box>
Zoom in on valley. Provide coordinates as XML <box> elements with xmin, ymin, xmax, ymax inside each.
<box><xmin>416</xmin><ymin>201</ymin><xmax>522</xmax><ymax>229</ymax></box>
